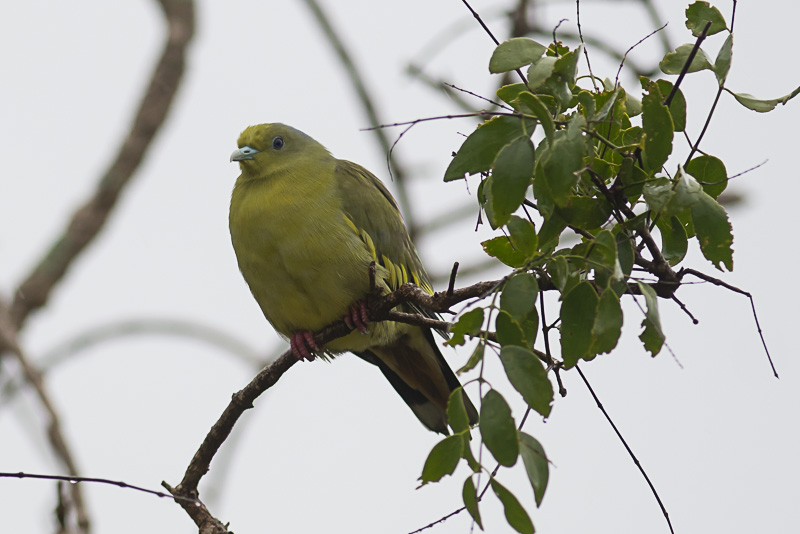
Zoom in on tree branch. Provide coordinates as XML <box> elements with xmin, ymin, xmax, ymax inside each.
<box><xmin>0</xmin><ymin>300</ymin><xmax>90</xmax><ymax>533</ymax></box>
<box><xmin>7</xmin><ymin>0</ymin><xmax>195</xmax><ymax>331</ymax></box>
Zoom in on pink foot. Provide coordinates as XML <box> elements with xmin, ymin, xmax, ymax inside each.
<box><xmin>290</xmin><ymin>330</ymin><xmax>319</xmax><ymax>361</ymax></box>
<box><xmin>343</xmin><ymin>300</ymin><xmax>370</xmax><ymax>334</ymax></box>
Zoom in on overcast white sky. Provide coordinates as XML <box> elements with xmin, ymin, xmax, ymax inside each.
<box><xmin>1</xmin><ymin>1</ymin><xmax>798</xmax><ymax>533</ymax></box>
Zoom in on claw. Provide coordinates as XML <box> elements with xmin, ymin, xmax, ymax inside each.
<box><xmin>344</xmin><ymin>301</ymin><xmax>370</xmax><ymax>334</ymax></box>
<box><xmin>290</xmin><ymin>330</ymin><xmax>319</xmax><ymax>361</ymax></box>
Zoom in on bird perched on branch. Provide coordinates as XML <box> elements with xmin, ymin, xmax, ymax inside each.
<box><xmin>229</xmin><ymin>123</ymin><xmax>478</xmax><ymax>434</ymax></box>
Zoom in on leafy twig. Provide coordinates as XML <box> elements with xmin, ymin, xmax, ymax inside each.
<box><xmin>460</xmin><ymin>0</ymin><xmax>528</xmax><ymax>85</ymax></box>
<box><xmin>664</xmin><ymin>20</ymin><xmax>712</xmax><ymax>108</ymax></box>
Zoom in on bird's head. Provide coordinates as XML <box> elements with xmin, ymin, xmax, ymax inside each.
<box><xmin>230</xmin><ymin>123</ymin><xmax>331</xmax><ymax>180</ymax></box>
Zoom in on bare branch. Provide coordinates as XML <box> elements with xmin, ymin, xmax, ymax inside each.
<box><xmin>575</xmin><ymin>364</ymin><xmax>675</xmax><ymax>534</ymax></box>
<box><xmin>0</xmin><ymin>471</ymin><xmax>197</xmax><ymax>504</ymax></box>
<box><xmin>0</xmin><ymin>302</ymin><xmax>90</xmax><ymax>533</ymax></box>
<box><xmin>680</xmin><ymin>268</ymin><xmax>777</xmax><ymax>378</ymax></box>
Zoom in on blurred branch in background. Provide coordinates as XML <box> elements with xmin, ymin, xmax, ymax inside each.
<box><xmin>0</xmin><ymin>299</ymin><xmax>89</xmax><ymax>533</ymax></box>
<box><xmin>300</xmin><ymin>0</ymin><xmax>418</xmax><ymax>237</ymax></box>
<box><xmin>0</xmin><ymin>318</ymin><xmax>264</xmax><ymax>407</ymax></box>
<box><xmin>0</xmin><ymin>0</ymin><xmax>196</xmax><ymax>531</ymax></box>
<box><xmin>6</xmin><ymin>0</ymin><xmax>195</xmax><ymax>332</ymax></box>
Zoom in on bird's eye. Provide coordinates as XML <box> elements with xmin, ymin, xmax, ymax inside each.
<box><xmin>272</xmin><ymin>136</ymin><xmax>284</xmax><ymax>150</ymax></box>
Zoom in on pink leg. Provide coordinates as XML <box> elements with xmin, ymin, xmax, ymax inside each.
<box><xmin>290</xmin><ymin>330</ymin><xmax>319</xmax><ymax>361</ymax></box>
<box><xmin>343</xmin><ymin>300</ymin><xmax>370</xmax><ymax>334</ymax></box>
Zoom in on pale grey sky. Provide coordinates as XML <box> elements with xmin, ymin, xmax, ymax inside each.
<box><xmin>1</xmin><ymin>1</ymin><xmax>798</xmax><ymax>533</ymax></box>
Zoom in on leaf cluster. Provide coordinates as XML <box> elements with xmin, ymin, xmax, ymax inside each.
<box><xmin>418</xmin><ymin>2</ymin><xmax>795</xmax><ymax>532</ymax></box>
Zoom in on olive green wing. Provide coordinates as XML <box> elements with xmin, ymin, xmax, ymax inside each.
<box><xmin>334</xmin><ymin>159</ymin><xmax>433</xmax><ymax>295</ymax></box>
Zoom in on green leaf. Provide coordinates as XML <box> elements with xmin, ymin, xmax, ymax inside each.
<box><xmin>445</xmin><ymin>116</ymin><xmax>536</xmax><ymax>181</ymax></box>
<box><xmin>656</xmin><ymin>215</ymin><xmax>688</xmax><ymax>266</ymax></box>
<box><xmin>463</xmin><ymin>477</ymin><xmax>483</xmax><ymax>529</ymax></box>
<box><xmin>501</xmin><ymin>273</ymin><xmax>539</xmax><ymax>321</ymax></box>
<box><xmin>593</xmin><ymin>87</ymin><xmax>621</xmax><ymax>122</ymax></box>
<box><xmin>643</xmin><ymin>176</ymin><xmax>673</xmax><ymax>214</ymax></box>
<box><xmin>490</xmin><ymin>38</ymin><xmax>548</xmax><ymax>73</ymax></box>
<box><xmin>691</xmin><ymin>192</ymin><xmax>734</xmax><ymax>271</ymax></box>
<box><xmin>507</xmin><ymin>216</ymin><xmax>538</xmax><ymax>258</ymax></box>
<box><xmin>659</xmin><ymin>44</ymin><xmax>714</xmax><ymax>75</ymax></box>
<box><xmin>636</xmin><ymin>282</ymin><xmax>664</xmax><ymax>356</ymax></box>
<box><xmin>458</xmin><ymin>342</ymin><xmax>485</xmax><ymax>374</ymax></box>
<box><xmin>496</xmin><ymin>310</ymin><xmax>526</xmax><ymax>348</ymax></box>
<box><xmin>727</xmin><ymin>86</ymin><xmax>800</xmax><ymax>113</ymax></box>
<box><xmin>714</xmin><ymin>33</ymin><xmax>733</xmax><ymax>84</ymax></box>
<box><xmin>540</xmin><ymin>115</ymin><xmax>587</xmax><ymax>206</ymax></box>
<box><xmin>463</xmin><ymin>438</ymin><xmax>481</xmax><ymax>472</ymax></box>
<box><xmin>616</xmin><ymin>232</ymin><xmax>635</xmax><ymax>279</ymax></box>
<box><xmin>498</xmin><ymin>83</ymin><xmax>530</xmax><ymax>108</ymax></box>
<box><xmin>685</xmin><ymin>155</ymin><xmax>727</xmax><ymax>198</ymax></box>
<box><xmin>546</xmin><ymin>255</ymin><xmax>570</xmax><ymax>292</ymax></box>
<box><xmin>482</xmin><ymin>236</ymin><xmax>528</xmax><ymax>268</ymax></box>
<box><xmin>537</xmin><ymin>210</ymin><xmax>566</xmax><ymax>249</ymax></box>
<box><xmin>486</xmin><ymin>137</ymin><xmax>536</xmax><ymax>228</ymax></box>
<box><xmin>527</xmin><ymin>56</ymin><xmax>557</xmax><ymax>91</ymax></box>
<box><xmin>447</xmin><ymin>387</ymin><xmax>471</xmax><ymax>434</ymax></box>
<box><xmin>655</xmin><ymin>79</ymin><xmax>686</xmax><ymax>132</ymax></box>
<box><xmin>588</xmin><ymin>230</ymin><xmax>621</xmax><ymax>281</ymax></box>
<box><xmin>420</xmin><ymin>434</ymin><xmax>463</xmax><ymax>483</ymax></box>
<box><xmin>447</xmin><ymin>308</ymin><xmax>484</xmax><ymax>346</ymax></box>
<box><xmin>555</xmin><ymin>196</ymin><xmax>613</xmax><ymax>230</ymax></box>
<box><xmin>480</xmin><ymin>390</ymin><xmax>519</xmax><ymax>467</ymax></box>
<box><xmin>560</xmin><ymin>282</ymin><xmax>599</xmax><ymax>368</ymax></box>
<box><xmin>665</xmin><ymin>166</ymin><xmax>704</xmax><ymax>214</ymax></box>
<box><xmin>577</xmin><ymin>90</ymin><xmax>596</xmax><ymax>120</ymax></box>
<box><xmin>590</xmin><ymin>289</ymin><xmax>623</xmax><ymax>356</ymax></box>
<box><xmin>499</xmin><ymin>346</ymin><xmax>553</xmax><ymax>417</ymax></box>
<box><xmin>490</xmin><ymin>478</ymin><xmax>535</xmax><ymax>534</ymax></box>
<box><xmin>519</xmin><ymin>433</ymin><xmax>549</xmax><ymax>507</ymax></box>
<box><xmin>617</xmin><ymin>156</ymin><xmax>647</xmax><ymax>199</ymax></box>
<box><xmin>625</xmin><ymin>92</ymin><xmax>643</xmax><ymax>117</ymax></box>
<box><xmin>685</xmin><ymin>1</ymin><xmax>728</xmax><ymax>36</ymax></box>
<box><xmin>641</xmin><ymin>82</ymin><xmax>674</xmax><ymax>172</ymax></box>
<box><xmin>547</xmin><ymin>45</ymin><xmax>583</xmax><ymax>109</ymax></box>
<box><xmin>518</xmin><ymin>92</ymin><xmax>555</xmax><ymax>148</ymax></box>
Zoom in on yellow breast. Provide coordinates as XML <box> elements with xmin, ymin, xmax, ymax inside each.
<box><xmin>229</xmin><ymin>171</ymin><xmax>404</xmax><ymax>353</ymax></box>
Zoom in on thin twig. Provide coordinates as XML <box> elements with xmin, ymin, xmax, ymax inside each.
<box><xmin>727</xmin><ymin>160</ymin><xmax>767</xmax><ymax>181</ymax></box>
<box><xmin>664</xmin><ymin>20</ymin><xmax>712</xmax><ymax>108</ymax></box>
<box><xmin>460</xmin><ymin>0</ymin><xmax>528</xmax><ymax>85</ymax></box>
<box><xmin>1</xmin><ymin>471</ymin><xmax>198</xmax><ymax>505</ymax></box>
<box><xmin>447</xmin><ymin>262</ymin><xmax>460</xmax><ymax>297</ymax></box>
<box><xmin>671</xmin><ymin>295</ymin><xmax>699</xmax><ymax>325</ymax></box>
<box><xmin>575</xmin><ymin>364</ymin><xmax>675</xmax><ymax>534</ymax></box>
<box><xmin>576</xmin><ymin>0</ymin><xmax>599</xmax><ymax>92</ymax></box>
<box><xmin>614</xmin><ymin>23</ymin><xmax>669</xmax><ymax>89</ymax></box>
<box><xmin>444</xmin><ymin>82</ymin><xmax>512</xmax><ymax>110</ymax></box>
<box><xmin>7</xmin><ymin>0</ymin><xmax>195</xmax><ymax>331</ymax></box>
<box><xmin>552</xmin><ymin>19</ymin><xmax>569</xmax><ymax>51</ymax></box>
<box><xmin>406</xmin><ymin>65</ymin><xmax>477</xmax><ymax>112</ymax></box>
<box><xmin>680</xmin><ymin>268</ymin><xmax>777</xmax><ymax>378</ymax></box>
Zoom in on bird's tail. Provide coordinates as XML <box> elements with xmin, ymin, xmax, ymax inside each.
<box><xmin>356</xmin><ymin>327</ymin><xmax>479</xmax><ymax>434</ymax></box>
